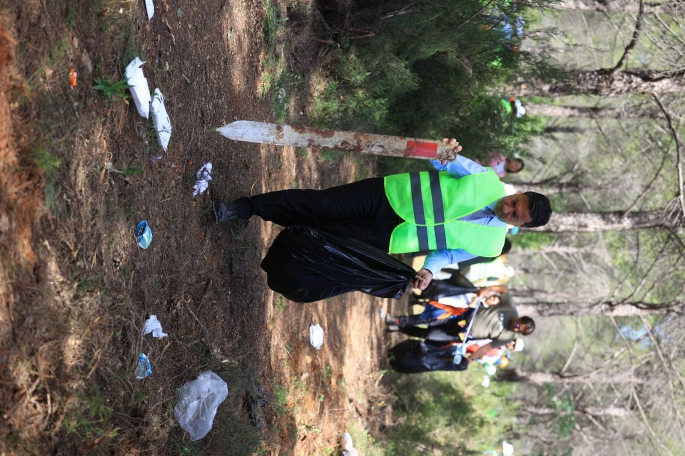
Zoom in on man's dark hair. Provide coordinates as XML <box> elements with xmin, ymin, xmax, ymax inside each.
<box><xmin>523</xmin><ymin>191</ymin><xmax>552</xmax><ymax>228</ymax></box>
<box><xmin>520</xmin><ymin>316</ymin><xmax>535</xmax><ymax>335</ymax></box>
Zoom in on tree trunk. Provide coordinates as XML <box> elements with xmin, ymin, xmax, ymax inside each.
<box><xmin>527</xmin><ymin>102</ymin><xmax>661</xmax><ymax>119</ymax></box>
<box><xmin>500</xmin><ymin>369</ymin><xmax>644</xmax><ymax>384</ymax></box>
<box><xmin>557</xmin><ymin>0</ymin><xmax>670</xmax><ymax>13</ymax></box>
<box><xmin>517</xmin><ymin>69</ymin><xmax>685</xmax><ymax>97</ymax></box>
<box><xmin>511</xmin><ymin>181</ymin><xmax>603</xmax><ymax>194</ymax></box>
<box><xmin>514</xmin><ymin>300</ymin><xmax>685</xmax><ymax>317</ymax></box>
<box><xmin>543</xmin><ymin>125</ymin><xmax>593</xmax><ymax>135</ymax></box>
<box><xmin>523</xmin><ymin>406</ymin><xmax>632</xmax><ymax>417</ymax></box>
<box><xmin>531</xmin><ymin>210</ymin><xmax>667</xmax><ymax>232</ymax></box>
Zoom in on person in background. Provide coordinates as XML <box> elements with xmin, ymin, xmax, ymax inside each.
<box><xmin>386</xmin><ymin>293</ymin><xmax>534</xmax><ymax>361</ymax></box>
<box><xmin>476</xmin><ymin>152</ymin><xmax>524</xmax><ymax>178</ymax></box>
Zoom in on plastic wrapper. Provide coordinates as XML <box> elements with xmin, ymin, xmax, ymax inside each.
<box><xmin>142</xmin><ymin>315</ymin><xmax>168</xmax><ymax>338</ymax></box>
<box><xmin>309</xmin><ymin>324</ymin><xmax>323</xmax><ymax>349</ymax></box>
<box><xmin>145</xmin><ymin>0</ymin><xmax>154</xmax><ymax>20</ymax></box>
<box><xmin>151</xmin><ymin>88</ymin><xmax>172</xmax><ymax>151</ymax></box>
<box><xmin>389</xmin><ymin>340</ymin><xmax>469</xmax><ymax>374</ymax></box>
<box><xmin>174</xmin><ymin>371</ymin><xmax>229</xmax><ymax>441</ymax></box>
<box><xmin>124</xmin><ymin>57</ymin><xmax>151</xmax><ymax>118</ymax></box>
<box><xmin>136</xmin><ymin>353</ymin><xmax>152</xmax><ymax>379</ymax></box>
<box><xmin>260</xmin><ymin>226</ymin><xmax>416</xmax><ymax>303</ymax></box>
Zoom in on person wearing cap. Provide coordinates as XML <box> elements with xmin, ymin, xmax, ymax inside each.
<box><xmin>214</xmin><ymin>139</ymin><xmax>552</xmax><ymax>290</ymax></box>
<box><xmin>386</xmin><ymin>293</ymin><xmax>535</xmax><ymax>360</ymax></box>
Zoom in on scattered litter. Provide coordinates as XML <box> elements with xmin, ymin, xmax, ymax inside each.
<box><xmin>485</xmin><ymin>364</ymin><xmax>497</xmax><ymax>376</ymax></box>
<box><xmin>151</xmin><ymin>155</ymin><xmax>163</xmax><ymax>163</ymax></box>
<box><xmin>145</xmin><ymin>0</ymin><xmax>154</xmax><ymax>20</ymax></box>
<box><xmin>481</xmin><ymin>376</ymin><xmax>490</xmax><ymax>388</ymax></box>
<box><xmin>341</xmin><ymin>432</ymin><xmax>360</xmax><ymax>456</ymax></box>
<box><xmin>135</xmin><ymin>220</ymin><xmax>153</xmax><ymax>249</ymax></box>
<box><xmin>124</xmin><ymin>57</ymin><xmax>151</xmax><ymax>118</ymax></box>
<box><xmin>174</xmin><ymin>371</ymin><xmax>229</xmax><ymax>441</ymax></box>
<box><xmin>136</xmin><ymin>353</ymin><xmax>152</xmax><ymax>379</ymax></box>
<box><xmin>503</xmin><ymin>441</ymin><xmax>514</xmax><ymax>456</ymax></box>
<box><xmin>151</xmin><ymin>88</ymin><xmax>172</xmax><ymax>151</ymax></box>
<box><xmin>277</xmin><ymin>87</ymin><xmax>286</xmax><ymax>104</ymax></box>
<box><xmin>143</xmin><ymin>315</ymin><xmax>168</xmax><ymax>338</ymax></box>
<box><xmin>309</xmin><ymin>324</ymin><xmax>324</xmax><ymax>350</ymax></box>
<box><xmin>192</xmin><ymin>162</ymin><xmax>212</xmax><ymax>196</ymax></box>
<box><xmin>68</xmin><ymin>68</ymin><xmax>78</xmax><ymax>89</ymax></box>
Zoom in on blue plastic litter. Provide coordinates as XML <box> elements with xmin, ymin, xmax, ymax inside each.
<box><xmin>136</xmin><ymin>353</ymin><xmax>152</xmax><ymax>379</ymax></box>
<box><xmin>135</xmin><ymin>221</ymin><xmax>153</xmax><ymax>249</ymax></box>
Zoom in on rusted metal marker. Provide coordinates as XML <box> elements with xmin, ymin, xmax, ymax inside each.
<box><xmin>217</xmin><ymin>121</ymin><xmax>459</xmax><ymax>161</ymax></box>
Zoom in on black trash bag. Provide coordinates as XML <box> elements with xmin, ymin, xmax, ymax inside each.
<box><xmin>421</xmin><ymin>278</ymin><xmax>477</xmax><ymax>301</ymax></box>
<box><xmin>389</xmin><ymin>340</ymin><xmax>469</xmax><ymax>374</ymax></box>
<box><xmin>260</xmin><ymin>226</ymin><xmax>416</xmax><ymax>303</ymax></box>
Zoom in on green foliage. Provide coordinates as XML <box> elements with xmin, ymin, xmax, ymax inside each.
<box><xmin>92</xmin><ymin>76</ymin><xmax>133</xmax><ymax>101</ymax></box>
<box><xmin>388</xmin><ymin>366</ymin><xmax>518</xmax><ymax>454</ymax></box>
<box><xmin>312</xmin><ymin>0</ymin><xmax>564</xmax><ymax>154</ymax></box>
<box><xmin>551</xmin><ymin>394</ymin><xmax>576</xmax><ymax>439</ymax></box>
<box><xmin>33</xmin><ymin>147</ymin><xmax>62</xmax><ymax>177</ymax></box>
<box><xmin>63</xmin><ymin>384</ymin><xmax>115</xmax><ymax>440</ymax></box>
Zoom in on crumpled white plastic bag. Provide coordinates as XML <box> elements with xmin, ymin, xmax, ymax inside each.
<box><xmin>310</xmin><ymin>324</ymin><xmax>324</xmax><ymax>350</ymax></box>
<box><xmin>174</xmin><ymin>371</ymin><xmax>229</xmax><ymax>441</ymax></box>
<box><xmin>193</xmin><ymin>162</ymin><xmax>212</xmax><ymax>196</ymax></box>
<box><xmin>124</xmin><ymin>57</ymin><xmax>151</xmax><ymax>118</ymax></box>
<box><xmin>142</xmin><ymin>315</ymin><xmax>168</xmax><ymax>338</ymax></box>
<box><xmin>151</xmin><ymin>88</ymin><xmax>172</xmax><ymax>151</ymax></box>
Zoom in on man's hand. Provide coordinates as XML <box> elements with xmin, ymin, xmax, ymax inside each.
<box><xmin>440</xmin><ymin>138</ymin><xmax>462</xmax><ymax>165</ymax></box>
<box><xmin>413</xmin><ymin>268</ymin><xmax>433</xmax><ymax>290</ymax></box>
<box><xmin>476</xmin><ymin>287</ymin><xmax>491</xmax><ymax>298</ymax></box>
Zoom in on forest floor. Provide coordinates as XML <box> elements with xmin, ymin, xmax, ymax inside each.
<box><xmin>0</xmin><ymin>0</ymin><xmax>406</xmax><ymax>454</ymax></box>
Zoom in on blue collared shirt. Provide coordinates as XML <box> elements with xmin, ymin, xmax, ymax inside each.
<box><xmin>422</xmin><ymin>156</ymin><xmax>507</xmax><ymax>274</ymax></box>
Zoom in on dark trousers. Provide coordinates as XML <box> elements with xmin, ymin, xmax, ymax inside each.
<box><xmin>398</xmin><ymin>308</ymin><xmax>474</xmax><ymax>342</ymax></box>
<box><xmin>234</xmin><ymin>178</ymin><xmax>402</xmax><ymax>251</ymax></box>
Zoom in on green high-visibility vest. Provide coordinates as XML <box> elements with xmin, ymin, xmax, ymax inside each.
<box><xmin>384</xmin><ymin>170</ymin><xmax>506</xmax><ymax>255</ymax></box>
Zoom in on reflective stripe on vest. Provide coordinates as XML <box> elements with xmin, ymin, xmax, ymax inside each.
<box><xmin>410</xmin><ymin>172</ymin><xmax>447</xmax><ymax>251</ymax></box>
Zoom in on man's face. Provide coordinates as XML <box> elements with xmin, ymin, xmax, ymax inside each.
<box><xmin>494</xmin><ymin>193</ymin><xmax>532</xmax><ymax>227</ymax></box>
<box><xmin>509</xmin><ymin>318</ymin><xmax>529</xmax><ymax>334</ymax></box>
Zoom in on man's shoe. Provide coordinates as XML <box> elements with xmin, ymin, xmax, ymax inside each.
<box><xmin>384</xmin><ymin>314</ymin><xmax>397</xmax><ymax>325</ymax></box>
<box><xmin>213</xmin><ymin>201</ymin><xmax>239</xmax><ymax>223</ymax></box>
<box><xmin>386</xmin><ymin>324</ymin><xmax>399</xmax><ymax>332</ymax></box>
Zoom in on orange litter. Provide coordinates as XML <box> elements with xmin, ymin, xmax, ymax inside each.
<box><xmin>68</xmin><ymin>68</ymin><xmax>78</xmax><ymax>89</ymax></box>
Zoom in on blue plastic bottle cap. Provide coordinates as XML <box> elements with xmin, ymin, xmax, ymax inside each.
<box><xmin>135</xmin><ymin>221</ymin><xmax>153</xmax><ymax>249</ymax></box>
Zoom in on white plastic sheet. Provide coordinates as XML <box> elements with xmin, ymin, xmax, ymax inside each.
<box><xmin>142</xmin><ymin>315</ymin><xmax>168</xmax><ymax>338</ymax></box>
<box><xmin>174</xmin><ymin>371</ymin><xmax>229</xmax><ymax>441</ymax></box>
<box><xmin>309</xmin><ymin>324</ymin><xmax>323</xmax><ymax>350</ymax></box>
<box><xmin>151</xmin><ymin>88</ymin><xmax>172</xmax><ymax>151</ymax></box>
<box><xmin>124</xmin><ymin>57</ymin><xmax>151</xmax><ymax>118</ymax></box>
<box><xmin>193</xmin><ymin>162</ymin><xmax>212</xmax><ymax>196</ymax></box>
<box><xmin>145</xmin><ymin>0</ymin><xmax>154</xmax><ymax>20</ymax></box>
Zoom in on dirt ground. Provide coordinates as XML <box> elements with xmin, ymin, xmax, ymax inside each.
<box><xmin>0</xmin><ymin>0</ymin><xmax>407</xmax><ymax>454</ymax></box>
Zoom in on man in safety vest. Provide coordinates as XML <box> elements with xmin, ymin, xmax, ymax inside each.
<box><xmin>214</xmin><ymin>139</ymin><xmax>552</xmax><ymax>289</ymax></box>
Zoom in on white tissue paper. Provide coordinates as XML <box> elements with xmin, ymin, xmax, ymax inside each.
<box><xmin>143</xmin><ymin>315</ymin><xmax>168</xmax><ymax>338</ymax></box>
<box><xmin>193</xmin><ymin>162</ymin><xmax>212</xmax><ymax>196</ymax></box>
<box><xmin>124</xmin><ymin>57</ymin><xmax>151</xmax><ymax>118</ymax></box>
<box><xmin>151</xmin><ymin>88</ymin><xmax>172</xmax><ymax>151</ymax></box>
<box><xmin>309</xmin><ymin>324</ymin><xmax>324</xmax><ymax>350</ymax></box>
<box><xmin>145</xmin><ymin>0</ymin><xmax>154</xmax><ymax>20</ymax></box>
